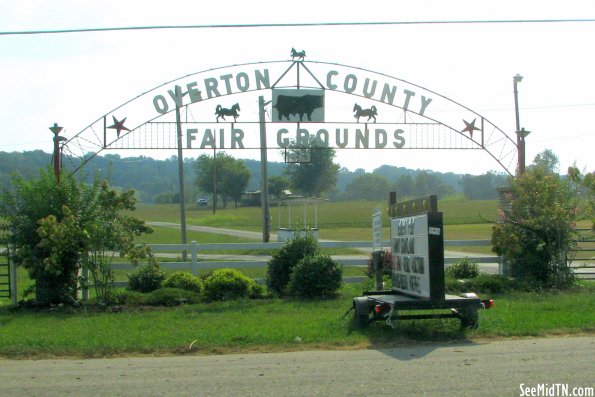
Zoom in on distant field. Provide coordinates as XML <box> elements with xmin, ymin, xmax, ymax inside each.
<box><xmin>134</xmin><ymin>198</ymin><xmax>500</xmax><ymax>231</ymax></box>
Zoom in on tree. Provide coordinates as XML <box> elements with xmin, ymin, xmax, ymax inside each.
<box><xmin>531</xmin><ymin>149</ymin><xmax>559</xmax><ymax>174</ymax></box>
<box><xmin>460</xmin><ymin>171</ymin><xmax>507</xmax><ymax>199</ymax></box>
<box><xmin>413</xmin><ymin>171</ymin><xmax>454</xmax><ymax>198</ymax></box>
<box><xmin>284</xmin><ymin>137</ymin><xmax>340</xmax><ymax>197</ymax></box>
<box><xmin>491</xmin><ymin>163</ymin><xmax>592</xmax><ymax>287</ymax></box>
<box><xmin>0</xmin><ymin>168</ymin><xmax>93</xmax><ymax>304</ymax></box>
<box><xmin>269</xmin><ymin>175</ymin><xmax>290</xmax><ymax>202</ymax></box>
<box><xmin>194</xmin><ymin>152</ymin><xmax>250</xmax><ymax>209</ymax></box>
<box><xmin>345</xmin><ymin>173</ymin><xmax>390</xmax><ymax>200</ymax></box>
<box><xmin>0</xmin><ymin>168</ymin><xmax>153</xmax><ymax>304</ymax></box>
<box><xmin>154</xmin><ymin>191</ymin><xmax>174</xmax><ymax>204</ymax></box>
<box><xmin>394</xmin><ymin>174</ymin><xmax>414</xmax><ymax>198</ymax></box>
<box><xmin>221</xmin><ymin>160</ymin><xmax>250</xmax><ymax>208</ymax></box>
<box><xmin>81</xmin><ymin>181</ymin><xmax>153</xmax><ymax>302</ymax></box>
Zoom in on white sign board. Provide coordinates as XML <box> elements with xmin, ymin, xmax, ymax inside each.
<box><xmin>372</xmin><ymin>209</ymin><xmax>382</xmax><ymax>253</ymax></box>
<box><xmin>391</xmin><ymin>214</ymin><xmax>432</xmax><ymax>298</ymax></box>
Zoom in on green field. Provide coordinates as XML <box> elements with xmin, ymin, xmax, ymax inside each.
<box><xmin>133</xmin><ymin>198</ymin><xmax>499</xmax><ymax>241</ymax></box>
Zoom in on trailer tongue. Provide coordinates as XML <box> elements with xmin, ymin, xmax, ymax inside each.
<box><xmin>353</xmin><ymin>194</ymin><xmax>494</xmax><ymax>329</ymax></box>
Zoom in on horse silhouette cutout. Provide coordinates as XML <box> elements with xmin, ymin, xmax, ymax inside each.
<box><xmin>291</xmin><ymin>48</ymin><xmax>306</xmax><ymax>61</ymax></box>
<box><xmin>353</xmin><ymin>104</ymin><xmax>378</xmax><ymax>123</ymax></box>
<box><xmin>215</xmin><ymin>103</ymin><xmax>240</xmax><ymax>122</ymax></box>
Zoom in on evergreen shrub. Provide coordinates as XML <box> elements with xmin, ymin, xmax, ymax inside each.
<box><xmin>287</xmin><ymin>255</ymin><xmax>343</xmax><ymax>299</ymax></box>
<box><xmin>127</xmin><ymin>264</ymin><xmax>166</xmax><ymax>293</ymax></box>
<box><xmin>145</xmin><ymin>288</ymin><xmax>201</xmax><ymax>306</ymax></box>
<box><xmin>203</xmin><ymin>269</ymin><xmax>258</xmax><ymax>301</ymax></box>
<box><xmin>266</xmin><ymin>235</ymin><xmax>319</xmax><ymax>295</ymax></box>
<box><xmin>163</xmin><ymin>271</ymin><xmax>203</xmax><ymax>293</ymax></box>
<box><xmin>446</xmin><ymin>258</ymin><xmax>480</xmax><ymax>279</ymax></box>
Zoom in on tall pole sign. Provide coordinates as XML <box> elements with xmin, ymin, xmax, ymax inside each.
<box><xmin>174</xmin><ymin>86</ymin><xmax>188</xmax><ymax>261</ymax></box>
<box><xmin>259</xmin><ymin>96</ymin><xmax>272</xmax><ymax>242</ymax></box>
<box><xmin>513</xmin><ymin>74</ymin><xmax>524</xmax><ymax>175</ymax></box>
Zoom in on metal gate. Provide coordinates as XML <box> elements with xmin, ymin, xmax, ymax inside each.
<box><xmin>0</xmin><ymin>248</ymin><xmax>10</xmax><ymax>299</ymax></box>
<box><xmin>0</xmin><ymin>220</ymin><xmax>14</xmax><ymax>301</ymax></box>
<box><xmin>569</xmin><ymin>228</ymin><xmax>595</xmax><ymax>280</ymax></box>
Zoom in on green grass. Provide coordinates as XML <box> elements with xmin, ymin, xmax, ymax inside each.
<box><xmin>135</xmin><ymin>225</ymin><xmax>255</xmax><ymax>245</ymax></box>
<box><xmin>0</xmin><ymin>282</ymin><xmax>593</xmax><ymax>358</ymax></box>
<box><xmin>134</xmin><ymin>198</ymin><xmax>500</xmax><ymax>231</ymax></box>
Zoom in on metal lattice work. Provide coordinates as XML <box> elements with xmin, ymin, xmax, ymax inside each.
<box><xmin>63</xmin><ymin>59</ymin><xmax>518</xmax><ymax>175</ymax></box>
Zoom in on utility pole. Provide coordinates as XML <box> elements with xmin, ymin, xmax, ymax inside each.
<box><xmin>513</xmin><ymin>74</ymin><xmax>525</xmax><ymax>175</ymax></box>
<box><xmin>212</xmin><ymin>146</ymin><xmax>217</xmax><ymax>214</ymax></box>
<box><xmin>259</xmin><ymin>96</ymin><xmax>272</xmax><ymax>242</ymax></box>
<box><xmin>174</xmin><ymin>86</ymin><xmax>188</xmax><ymax>261</ymax></box>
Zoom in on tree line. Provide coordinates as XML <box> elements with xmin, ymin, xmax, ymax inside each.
<box><xmin>0</xmin><ymin>148</ymin><xmax>512</xmax><ymax>204</ymax></box>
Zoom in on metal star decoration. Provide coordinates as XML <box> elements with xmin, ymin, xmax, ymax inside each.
<box><xmin>107</xmin><ymin>116</ymin><xmax>131</xmax><ymax>138</ymax></box>
<box><xmin>461</xmin><ymin>118</ymin><xmax>481</xmax><ymax>138</ymax></box>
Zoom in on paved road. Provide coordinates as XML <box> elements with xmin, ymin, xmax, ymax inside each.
<box><xmin>148</xmin><ymin>221</ymin><xmax>274</xmax><ymax>241</ymax></box>
<box><xmin>1</xmin><ymin>336</ymin><xmax>593</xmax><ymax>396</ymax></box>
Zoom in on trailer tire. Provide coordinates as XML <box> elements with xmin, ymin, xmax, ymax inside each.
<box><xmin>459</xmin><ymin>307</ymin><xmax>479</xmax><ymax>329</ymax></box>
<box><xmin>353</xmin><ymin>297</ymin><xmax>370</xmax><ymax>328</ymax></box>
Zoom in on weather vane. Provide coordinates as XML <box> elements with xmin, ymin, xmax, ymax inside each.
<box><xmin>291</xmin><ymin>48</ymin><xmax>306</xmax><ymax>61</ymax></box>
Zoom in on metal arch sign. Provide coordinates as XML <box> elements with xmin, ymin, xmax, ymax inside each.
<box><xmin>64</xmin><ymin>58</ymin><xmax>518</xmax><ymax>175</ymax></box>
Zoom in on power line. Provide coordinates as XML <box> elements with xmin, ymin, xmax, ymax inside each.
<box><xmin>1</xmin><ymin>19</ymin><xmax>595</xmax><ymax>36</ymax></box>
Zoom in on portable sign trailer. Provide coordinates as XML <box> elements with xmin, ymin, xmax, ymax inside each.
<box><xmin>353</xmin><ymin>194</ymin><xmax>494</xmax><ymax>329</ymax></box>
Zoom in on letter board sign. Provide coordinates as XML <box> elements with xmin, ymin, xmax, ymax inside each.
<box><xmin>391</xmin><ymin>212</ymin><xmax>445</xmax><ymax>301</ymax></box>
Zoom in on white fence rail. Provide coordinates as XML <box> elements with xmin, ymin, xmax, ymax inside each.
<box><xmin>109</xmin><ymin>239</ymin><xmax>503</xmax><ymax>288</ymax></box>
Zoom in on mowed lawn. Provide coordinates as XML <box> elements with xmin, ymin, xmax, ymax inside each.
<box><xmin>0</xmin><ymin>282</ymin><xmax>593</xmax><ymax>358</ymax></box>
<box><xmin>134</xmin><ymin>198</ymin><xmax>500</xmax><ymax>241</ymax></box>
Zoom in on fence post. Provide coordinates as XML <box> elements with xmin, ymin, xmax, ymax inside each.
<box><xmin>190</xmin><ymin>241</ymin><xmax>198</xmax><ymax>276</ymax></box>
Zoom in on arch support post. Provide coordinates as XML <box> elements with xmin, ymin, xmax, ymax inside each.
<box><xmin>175</xmin><ymin>101</ymin><xmax>188</xmax><ymax>261</ymax></box>
<box><xmin>259</xmin><ymin>96</ymin><xmax>271</xmax><ymax>242</ymax></box>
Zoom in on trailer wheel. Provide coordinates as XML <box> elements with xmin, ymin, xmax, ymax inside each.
<box><xmin>353</xmin><ymin>297</ymin><xmax>370</xmax><ymax>328</ymax></box>
<box><xmin>459</xmin><ymin>307</ymin><xmax>479</xmax><ymax>329</ymax></box>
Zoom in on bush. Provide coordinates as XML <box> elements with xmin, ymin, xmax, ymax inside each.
<box><xmin>203</xmin><ymin>269</ymin><xmax>258</xmax><ymax>301</ymax></box>
<box><xmin>446</xmin><ymin>274</ymin><xmax>522</xmax><ymax>294</ymax></box>
<box><xmin>145</xmin><ymin>288</ymin><xmax>201</xmax><ymax>306</ymax></box>
<box><xmin>248</xmin><ymin>283</ymin><xmax>266</xmax><ymax>299</ymax></box>
<box><xmin>127</xmin><ymin>264</ymin><xmax>166</xmax><ymax>293</ymax></box>
<box><xmin>446</xmin><ymin>258</ymin><xmax>480</xmax><ymax>279</ymax></box>
<box><xmin>163</xmin><ymin>271</ymin><xmax>203</xmax><ymax>293</ymax></box>
<box><xmin>287</xmin><ymin>255</ymin><xmax>343</xmax><ymax>299</ymax></box>
<box><xmin>266</xmin><ymin>235</ymin><xmax>319</xmax><ymax>296</ymax></box>
<box><xmin>109</xmin><ymin>289</ymin><xmax>147</xmax><ymax>306</ymax></box>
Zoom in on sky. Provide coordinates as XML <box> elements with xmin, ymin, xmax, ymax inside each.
<box><xmin>1</xmin><ymin>0</ymin><xmax>594</xmax><ymax>176</ymax></box>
